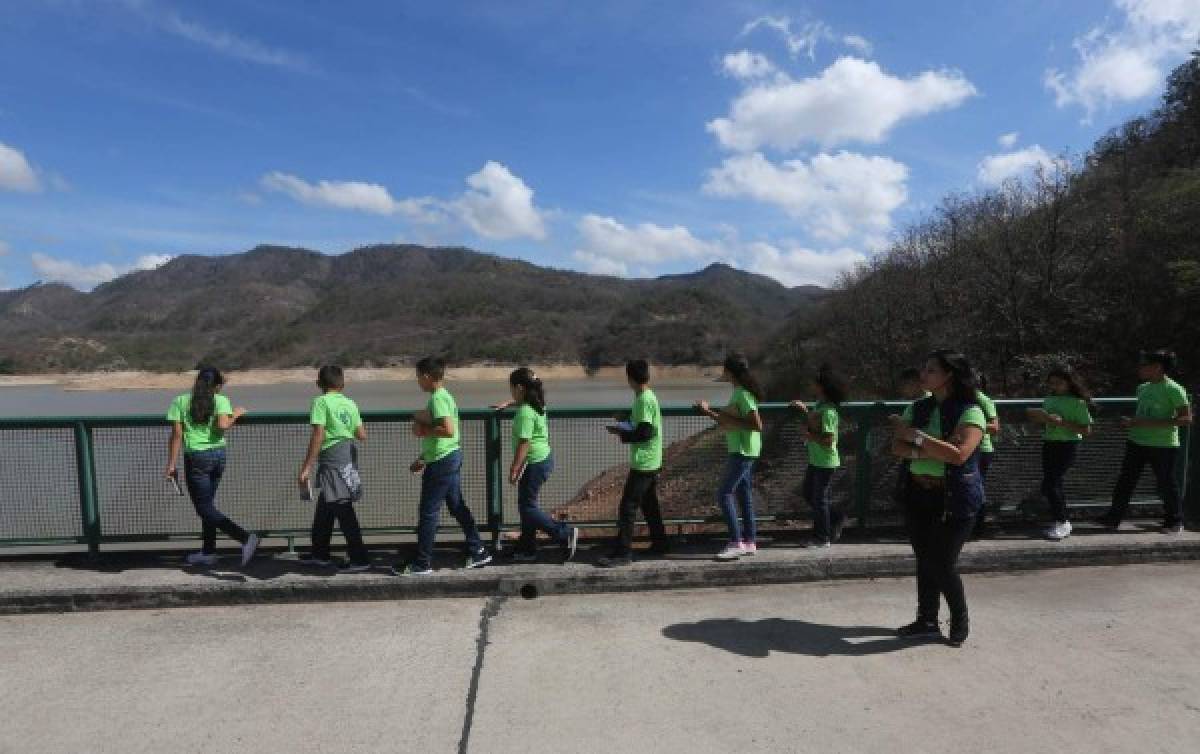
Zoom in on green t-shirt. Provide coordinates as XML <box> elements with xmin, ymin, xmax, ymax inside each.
<box><xmin>724</xmin><ymin>387</ymin><xmax>761</xmax><ymax>458</ymax></box>
<box><xmin>630</xmin><ymin>388</ymin><xmax>663</xmax><ymax>471</ymax></box>
<box><xmin>901</xmin><ymin>401</ymin><xmax>987</xmax><ymax>478</ymax></box>
<box><xmin>976</xmin><ymin>392</ymin><xmax>997</xmax><ymax>453</ymax></box>
<box><xmin>167</xmin><ymin>393</ymin><xmax>233</xmax><ymax>452</ymax></box>
<box><xmin>512</xmin><ymin>403</ymin><xmax>551</xmax><ymax>464</ymax></box>
<box><xmin>806</xmin><ymin>401</ymin><xmax>840</xmax><ymax>469</ymax></box>
<box><xmin>1042</xmin><ymin>395</ymin><xmax>1092</xmax><ymax>443</ymax></box>
<box><xmin>310</xmin><ymin>392</ymin><xmax>362</xmax><ymax>451</ymax></box>
<box><xmin>1130</xmin><ymin>378</ymin><xmax>1190</xmax><ymax>448</ymax></box>
<box><xmin>421</xmin><ymin>387</ymin><xmax>460</xmax><ymax>462</ymax></box>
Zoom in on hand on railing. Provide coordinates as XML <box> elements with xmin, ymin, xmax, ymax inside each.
<box><xmin>789</xmin><ymin>400</ymin><xmax>809</xmax><ymax>413</ymax></box>
<box><xmin>490</xmin><ymin>400</ymin><xmax>514</xmax><ymax>411</ymax></box>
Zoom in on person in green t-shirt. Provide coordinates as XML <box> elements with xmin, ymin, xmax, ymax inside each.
<box><xmin>889</xmin><ymin>350</ymin><xmax>989</xmax><ymax>647</ymax></box>
<box><xmin>1100</xmin><ymin>350</ymin><xmax>1193</xmax><ymax>533</ymax></box>
<box><xmin>1025</xmin><ymin>365</ymin><xmax>1094</xmax><ymax>541</ymax></box>
<box><xmin>790</xmin><ymin>365</ymin><xmax>846</xmax><ymax>548</ymax></box>
<box><xmin>972</xmin><ymin>378</ymin><xmax>1001</xmax><ymax>537</ymax></box>
<box><xmin>490</xmin><ymin>367</ymin><xmax>579</xmax><ymax>563</ymax></box>
<box><xmin>598</xmin><ymin>359</ymin><xmax>668</xmax><ymax>567</ymax></box>
<box><xmin>394</xmin><ymin>357</ymin><xmax>490</xmax><ymax>575</ymax></box>
<box><xmin>297</xmin><ymin>365</ymin><xmax>370</xmax><ymax>571</ymax></box>
<box><xmin>164</xmin><ymin>366</ymin><xmax>258</xmax><ymax>568</ymax></box>
<box><xmin>695</xmin><ymin>353</ymin><xmax>765</xmax><ymax>561</ymax></box>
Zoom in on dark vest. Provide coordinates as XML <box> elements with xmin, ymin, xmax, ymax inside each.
<box><xmin>911</xmin><ymin>395</ymin><xmax>985</xmax><ymax>520</ymax></box>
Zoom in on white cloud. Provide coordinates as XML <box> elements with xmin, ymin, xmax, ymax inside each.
<box><xmin>722</xmin><ymin>50</ymin><xmax>777</xmax><ymax>80</ymax></box>
<box><xmin>570</xmin><ymin>214</ymin><xmax>863</xmax><ymax>286</ymax></box>
<box><xmin>453</xmin><ymin>161</ymin><xmax>547</xmax><ymax>241</ymax></box>
<box><xmin>0</xmin><ymin>142</ymin><xmax>41</xmax><ymax>193</ymax></box>
<box><xmin>977</xmin><ymin>145</ymin><xmax>1058</xmax><ymax>186</ymax></box>
<box><xmin>842</xmin><ymin>34</ymin><xmax>873</xmax><ymax>56</ymax></box>
<box><xmin>162</xmin><ymin>13</ymin><xmax>311</xmax><ymax>72</ymax></box>
<box><xmin>741</xmin><ymin>16</ymin><xmax>832</xmax><ymax>60</ymax></box>
<box><xmin>574</xmin><ymin>215</ymin><xmax>722</xmax><ymax>275</ymax></box>
<box><xmin>998</xmin><ymin>131</ymin><xmax>1020</xmax><ymax>148</ymax></box>
<box><xmin>260</xmin><ymin>172</ymin><xmax>434</xmax><ymax>218</ymax></box>
<box><xmin>1045</xmin><ymin>0</ymin><xmax>1200</xmax><ymax>119</ymax></box>
<box><xmin>30</xmin><ymin>252</ymin><xmax>172</xmax><ymax>290</ymax></box>
<box><xmin>704</xmin><ymin>151</ymin><xmax>908</xmax><ymax>242</ymax></box>
<box><xmin>707</xmin><ymin>57</ymin><xmax>977</xmax><ymax>151</ymax></box>
<box><xmin>745</xmin><ymin>241</ymin><xmax>865</xmax><ymax>286</ymax></box>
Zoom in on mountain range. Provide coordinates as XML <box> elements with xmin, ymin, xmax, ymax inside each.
<box><xmin>0</xmin><ymin>244</ymin><xmax>823</xmax><ymax>373</ymax></box>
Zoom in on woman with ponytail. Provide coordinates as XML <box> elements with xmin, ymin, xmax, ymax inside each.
<box><xmin>790</xmin><ymin>365</ymin><xmax>847</xmax><ymax>549</ymax></box>
<box><xmin>890</xmin><ymin>350</ymin><xmax>987</xmax><ymax>647</ymax></box>
<box><xmin>164</xmin><ymin>367</ymin><xmax>259</xmax><ymax>567</ymax></box>
<box><xmin>1027</xmin><ymin>365</ymin><xmax>1094</xmax><ymax>541</ymax></box>
<box><xmin>696</xmin><ymin>353</ymin><xmax>765</xmax><ymax>561</ymax></box>
<box><xmin>492</xmin><ymin>368</ymin><xmax>579</xmax><ymax>563</ymax></box>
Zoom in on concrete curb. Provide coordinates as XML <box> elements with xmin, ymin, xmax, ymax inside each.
<box><xmin>3</xmin><ymin>538</ymin><xmax>1199</xmax><ymax>615</ymax></box>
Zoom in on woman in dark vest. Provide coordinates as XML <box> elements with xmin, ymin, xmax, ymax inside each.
<box><xmin>890</xmin><ymin>350</ymin><xmax>988</xmax><ymax>647</ymax></box>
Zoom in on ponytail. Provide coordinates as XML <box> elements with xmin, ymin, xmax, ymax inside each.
<box><xmin>723</xmin><ymin>352</ymin><xmax>764</xmax><ymax>402</ymax></box>
<box><xmin>814</xmin><ymin>363</ymin><xmax>847</xmax><ymax>406</ymax></box>
<box><xmin>509</xmin><ymin>367</ymin><xmax>547</xmax><ymax>415</ymax></box>
<box><xmin>190</xmin><ymin>366</ymin><xmax>224</xmax><ymax>425</ymax></box>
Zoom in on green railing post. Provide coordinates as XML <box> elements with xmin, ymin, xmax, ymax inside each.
<box><xmin>853</xmin><ymin>405</ymin><xmax>877</xmax><ymax>530</ymax></box>
<box><xmin>484</xmin><ymin>413</ymin><xmax>504</xmax><ymax>550</ymax></box>
<box><xmin>73</xmin><ymin>421</ymin><xmax>101</xmax><ymax>556</ymax></box>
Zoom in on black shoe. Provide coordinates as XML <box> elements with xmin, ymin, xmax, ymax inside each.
<box><xmin>596</xmin><ymin>553</ymin><xmax>633</xmax><ymax>568</ymax></box>
<box><xmin>948</xmin><ymin>617</ymin><xmax>969</xmax><ymax>647</ymax></box>
<box><xmin>646</xmin><ymin>541</ymin><xmax>671</xmax><ymax>556</ymax></box>
<box><xmin>896</xmin><ymin>620</ymin><xmax>942</xmax><ymax>639</ymax></box>
<box><xmin>1163</xmin><ymin>522</ymin><xmax>1185</xmax><ymax>535</ymax></box>
<box><xmin>465</xmin><ymin>549</ymin><xmax>493</xmax><ymax>569</ymax></box>
<box><xmin>1096</xmin><ymin>512</ymin><xmax>1121</xmax><ymax>530</ymax></box>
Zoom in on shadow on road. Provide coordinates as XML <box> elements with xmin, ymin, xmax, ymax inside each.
<box><xmin>662</xmin><ymin>617</ymin><xmax>936</xmax><ymax>657</ymax></box>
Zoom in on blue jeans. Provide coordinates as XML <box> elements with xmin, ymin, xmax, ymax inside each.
<box><xmin>717</xmin><ymin>454</ymin><xmax>757</xmax><ymax>543</ymax></box>
<box><xmin>517</xmin><ymin>455</ymin><xmax>568</xmax><ymax>551</ymax></box>
<box><xmin>415</xmin><ymin>450</ymin><xmax>483</xmax><ymax>569</ymax></box>
<box><xmin>183</xmin><ymin>449</ymin><xmax>248</xmax><ymax>554</ymax></box>
<box><xmin>803</xmin><ymin>465</ymin><xmax>841</xmax><ymax>543</ymax></box>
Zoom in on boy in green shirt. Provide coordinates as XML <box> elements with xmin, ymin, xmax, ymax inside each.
<box><xmin>393</xmin><ymin>357</ymin><xmax>491</xmax><ymax>575</ymax></box>
<box><xmin>297</xmin><ymin>365</ymin><xmax>370</xmax><ymax>571</ymax></box>
<box><xmin>598</xmin><ymin>359</ymin><xmax>669</xmax><ymax>567</ymax></box>
<box><xmin>1101</xmin><ymin>350</ymin><xmax>1193</xmax><ymax>533</ymax></box>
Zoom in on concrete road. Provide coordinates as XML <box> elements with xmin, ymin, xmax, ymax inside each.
<box><xmin>3</xmin><ymin>564</ymin><xmax>1199</xmax><ymax>753</ymax></box>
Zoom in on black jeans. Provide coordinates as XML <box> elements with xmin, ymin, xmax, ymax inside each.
<box><xmin>803</xmin><ymin>465</ymin><xmax>841</xmax><ymax>542</ymax></box>
<box><xmin>311</xmin><ymin>500</ymin><xmax>369</xmax><ymax>564</ymax></box>
<box><xmin>614</xmin><ymin>470</ymin><xmax>667</xmax><ymax>556</ymax></box>
<box><xmin>1041</xmin><ymin>441</ymin><xmax>1079</xmax><ymax>523</ymax></box>
<box><xmin>1109</xmin><ymin>442</ymin><xmax>1183</xmax><ymax>526</ymax></box>
<box><xmin>904</xmin><ymin>484</ymin><xmax>974</xmax><ymax>623</ymax></box>
<box><xmin>183</xmin><ymin>449</ymin><xmax>249</xmax><ymax>554</ymax></box>
<box><xmin>975</xmin><ymin>452</ymin><xmax>994</xmax><ymax>523</ymax></box>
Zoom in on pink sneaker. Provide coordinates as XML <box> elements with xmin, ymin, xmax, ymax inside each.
<box><xmin>740</xmin><ymin>541</ymin><xmax>757</xmax><ymax>555</ymax></box>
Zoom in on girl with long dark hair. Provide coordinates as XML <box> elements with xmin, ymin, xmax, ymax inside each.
<box><xmin>164</xmin><ymin>367</ymin><xmax>259</xmax><ymax>567</ymax></box>
<box><xmin>1026</xmin><ymin>365</ymin><xmax>1094</xmax><ymax>541</ymax></box>
<box><xmin>791</xmin><ymin>365</ymin><xmax>847</xmax><ymax>548</ymax></box>
<box><xmin>695</xmin><ymin>353</ymin><xmax>765</xmax><ymax>561</ymax></box>
<box><xmin>494</xmin><ymin>368</ymin><xmax>579</xmax><ymax>562</ymax></box>
<box><xmin>890</xmin><ymin>350</ymin><xmax>987</xmax><ymax>647</ymax></box>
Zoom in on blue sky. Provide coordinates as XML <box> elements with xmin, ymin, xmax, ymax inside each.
<box><xmin>1</xmin><ymin>0</ymin><xmax>1197</xmax><ymax>289</ymax></box>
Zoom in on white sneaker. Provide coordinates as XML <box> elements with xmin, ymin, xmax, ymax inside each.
<box><xmin>240</xmin><ymin>533</ymin><xmax>260</xmax><ymax>566</ymax></box>
<box><xmin>715</xmin><ymin>543</ymin><xmax>743</xmax><ymax>561</ymax></box>
<box><xmin>1046</xmin><ymin>522</ymin><xmax>1072</xmax><ymax>541</ymax></box>
<box><xmin>184</xmin><ymin>552</ymin><xmax>218</xmax><ymax>567</ymax></box>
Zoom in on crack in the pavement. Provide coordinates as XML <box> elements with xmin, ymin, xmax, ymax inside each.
<box><xmin>458</xmin><ymin>595</ymin><xmax>505</xmax><ymax>754</ymax></box>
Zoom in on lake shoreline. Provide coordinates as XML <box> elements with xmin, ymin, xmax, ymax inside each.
<box><xmin>0</xmin><ymin>365</ymin><xmax>719</xmax><ymax>392</ymax></box>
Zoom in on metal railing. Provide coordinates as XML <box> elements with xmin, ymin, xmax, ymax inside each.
<box><xmin>0</xmin><ymin>399</ymin><xmax>1194</xmax><ymax>552</ymax></box>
